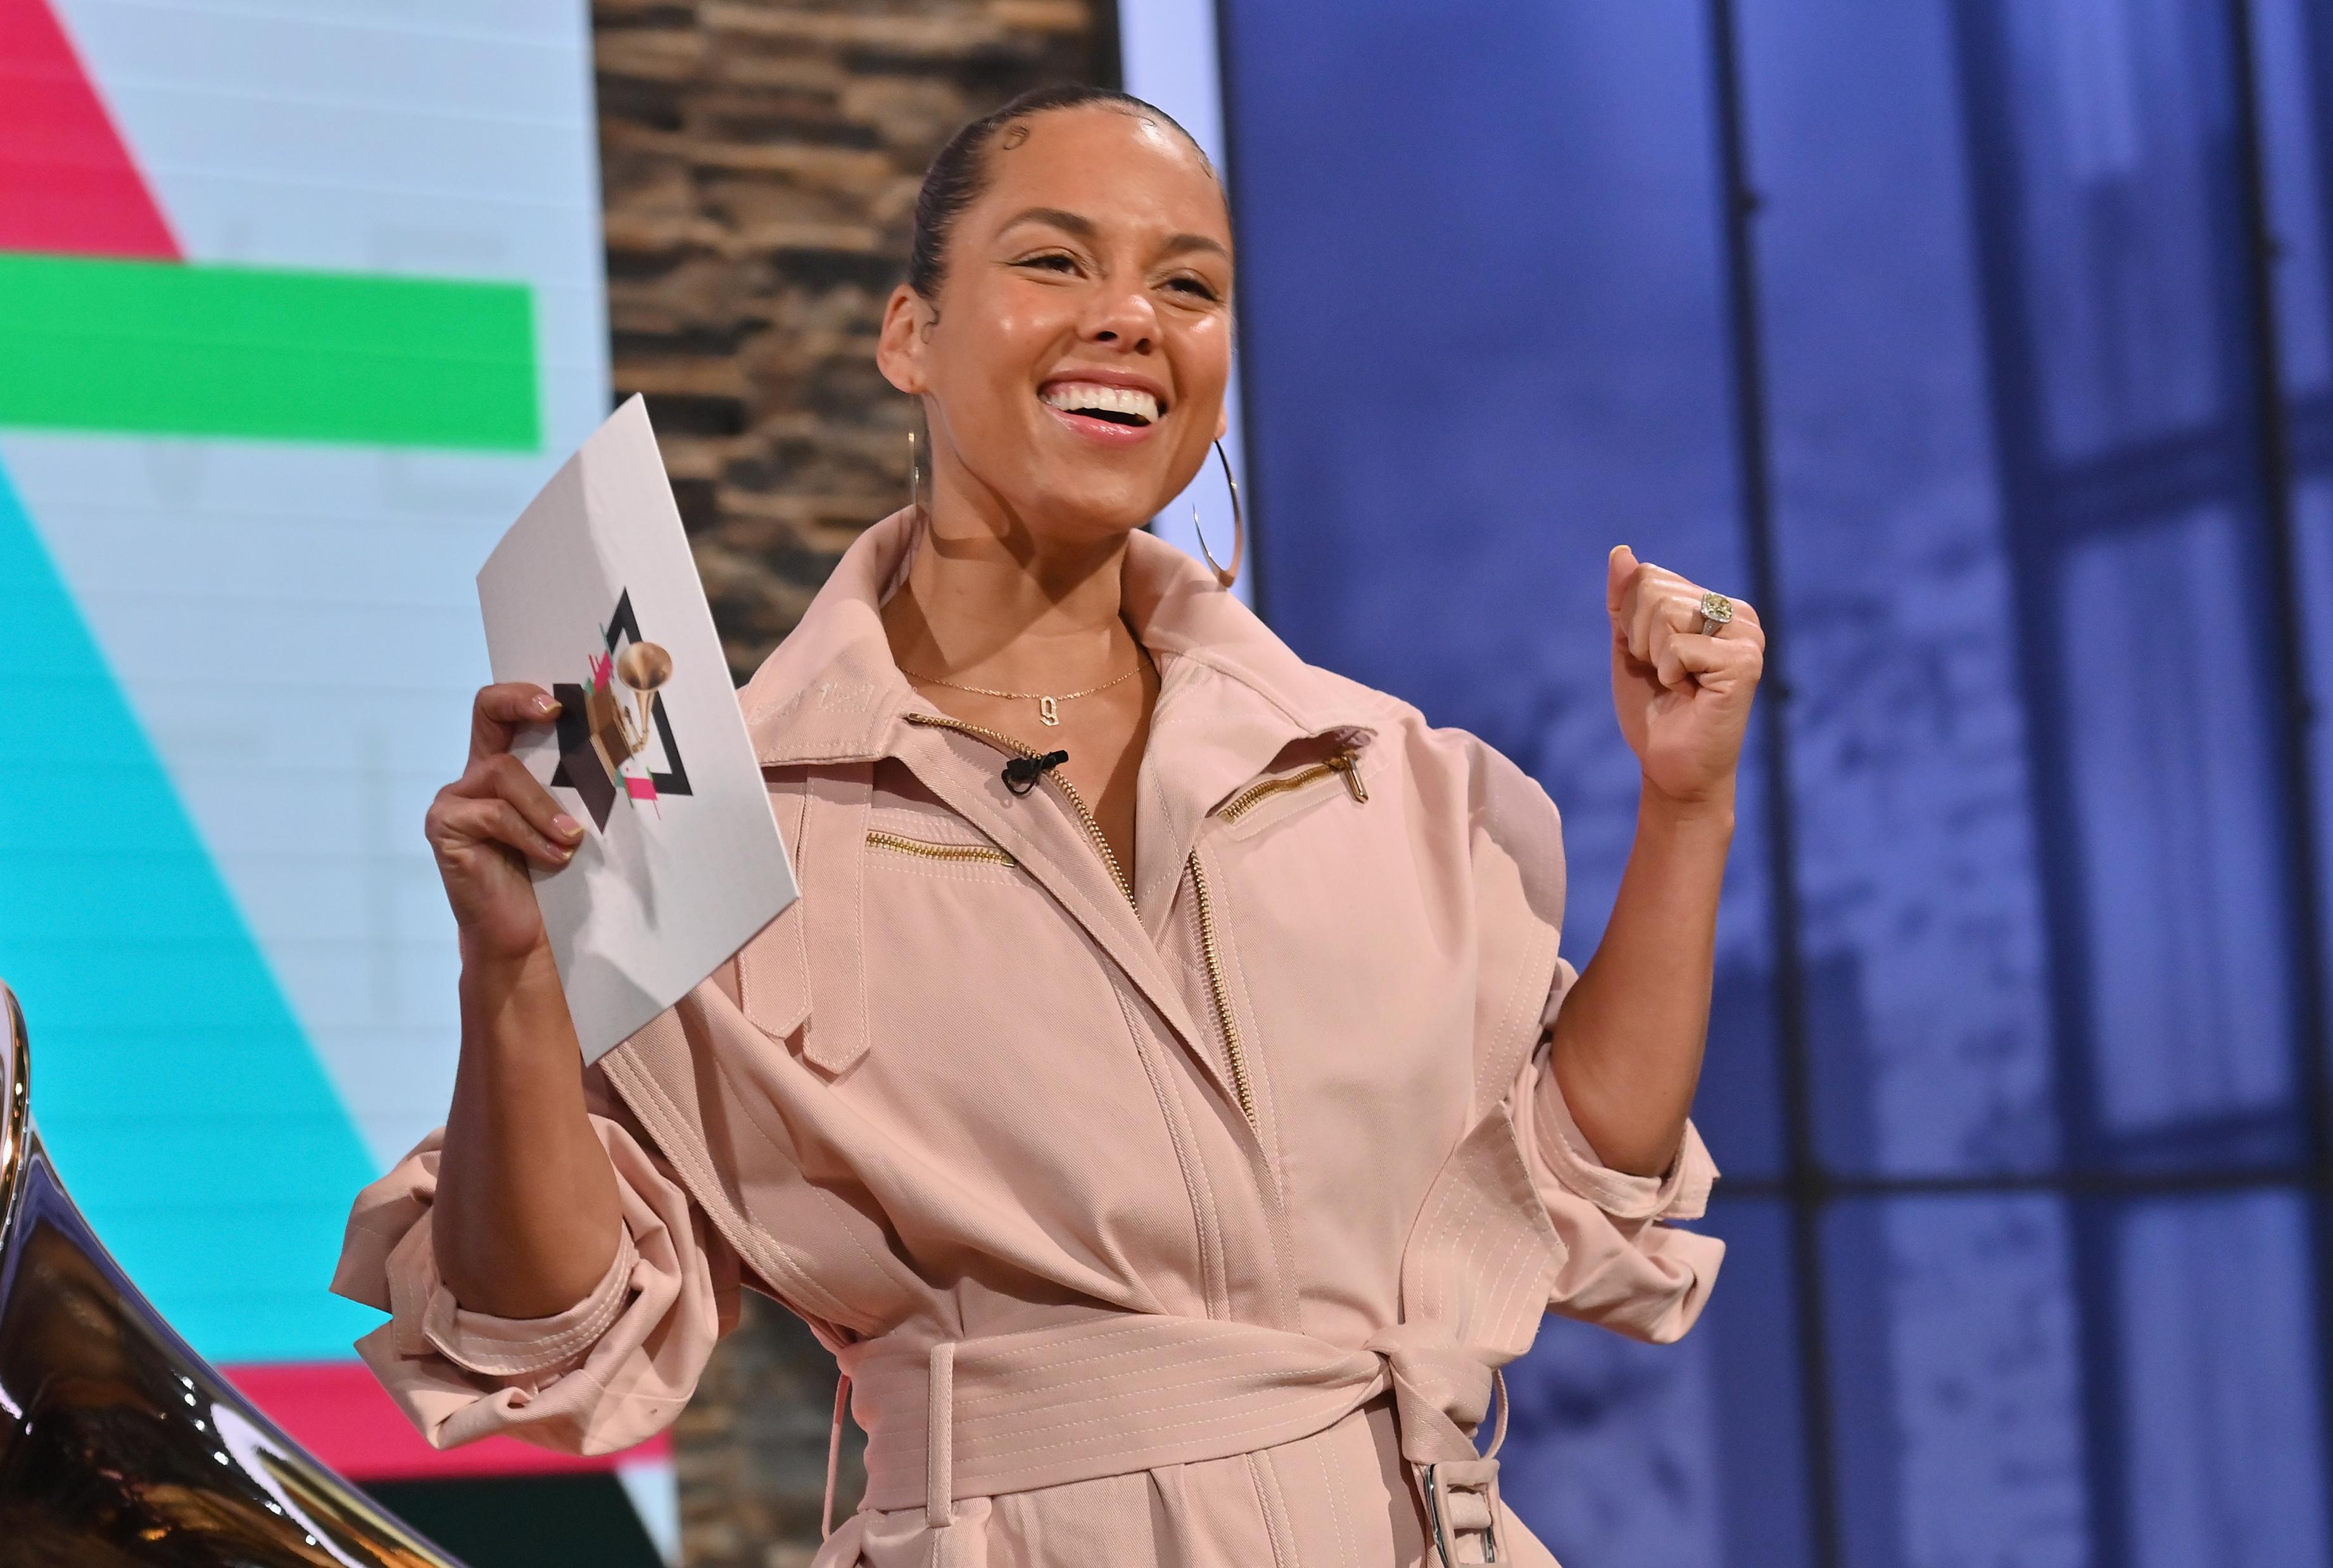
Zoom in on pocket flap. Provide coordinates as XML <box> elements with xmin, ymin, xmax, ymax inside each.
<box><xmin>743</xmin><ymin>764</ymin><xmax>873</xmax><ymax>1075</ymax></box>
<box><xmin>736</xmin><ymin>895</ymin><xmax>811</xmax><ymax>1042</ymax></box>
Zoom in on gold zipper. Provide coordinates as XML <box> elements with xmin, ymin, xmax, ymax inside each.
<box><xmin>903</xmin><ymin>712</ymin><xmax>1134</xmax><ymax>905</ymax></box>
<box><xmin>1185</xmin><ymin>850</ymin><xmax>1256</xmax><ymax>1132</ymax></box>
<box><xmin>1217</xmin><ymin>749</ymin><xmax>1367</xmax><ymax>823</ymax></box>
<box><xmin>866</xmin><ymin>830</ymin><xmax>1017</xmax><ymax>868</ymax></box>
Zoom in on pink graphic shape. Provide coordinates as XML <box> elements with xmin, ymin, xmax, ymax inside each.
<box><xmin>0</xmin><ymin>0</ymin><xmax>181</xmax><ymax>258</ymax></box>
<box><xmin>225</xmin><ymin>1362</ymin><xmax>671</xmax><ymax>1482</ymax></box>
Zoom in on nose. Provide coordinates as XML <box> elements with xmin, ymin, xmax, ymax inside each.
<box><xmin>1080</xmin><ymin>284</ymin><xmax>1158</xmax><ymax>354</ymax></box>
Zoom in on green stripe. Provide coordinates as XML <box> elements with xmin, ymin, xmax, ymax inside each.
<box><xmin>0</xmin><ymin>253</ymin><xmax>539</xmax><ymax>449</ymax></box>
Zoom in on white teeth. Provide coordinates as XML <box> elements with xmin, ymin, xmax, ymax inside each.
<box><xmin>1041</xmin><ymin>382</ymin><xmax>1160</xmax><ymax>424</ymax></box>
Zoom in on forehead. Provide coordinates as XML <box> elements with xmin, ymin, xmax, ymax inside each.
<box><xmin>971</xmin><ymin>106</ymin><xmax>1230</xmax><ymax>244</ymax></box>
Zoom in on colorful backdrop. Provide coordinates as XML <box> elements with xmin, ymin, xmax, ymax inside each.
<box><xmin>0</xmin><ymin>0</ymin><xmax>633</xmax><ymax>1495</ymax></box>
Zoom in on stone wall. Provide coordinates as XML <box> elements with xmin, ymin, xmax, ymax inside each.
<box><xmin>596</xmin><ymin>0</ymin><xmax>1114</xmax><ymax>683</ymax></box>
<box><xmin>589</xmin><ymin>3</ymin><xmax>1114</xmax><ymax>1562</ymax></box>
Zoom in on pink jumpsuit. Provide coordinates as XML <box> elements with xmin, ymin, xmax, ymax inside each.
<box><xmin>334</xmin><ymin>509</ymin><xmax>1723</xmax><ymax>1566</ymax></box>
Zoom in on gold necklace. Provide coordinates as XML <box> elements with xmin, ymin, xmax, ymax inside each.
<box><xmin>901</xmin><ymin>662</ymin><xmax>1142</xmax><ymax>726</ymax></box>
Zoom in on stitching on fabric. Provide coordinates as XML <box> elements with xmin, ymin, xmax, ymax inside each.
<box><xmin>705</xmin><ymin>1061</ymin><xmax>902</xmax><ymax>1308</ymax></box>
<box><xmin>1141</xmin><ymin>761</ymin><xmax>1187</xmax><ymax>909</ymax></box>
<box><xmin>612</xmin><ymin>1052</ymin><xmax>867</xmax><ymax>1332</ymax></box>
<box><xmin>1437</xmin><ymin>1190</ymin><xmax>1493</xmax><ymax>1334</ymax></box>
<box><xmin>814</xmin><ymin>1185</ymin><xmax>904</xmax><ymax>1296</ymax></box>
<box><xmin>1474</xmin><ymin>1195</ymin><xmax>1536</xmax><ymax>1342</ymax></box>
<box><xmin>1115</xmin><ymin>977</ymin><xmax>1231</xmax><ymax>1322</ymax></box>
<box><xmin>1188</xmin><ymin>846</ymin><xmax>1305</xmax><ymax>1328</ymax></box>
<box><xmin>458</xmin><ymin>1229</ymin><xmax>639</xmax><ymax>1367</ymax></box>
<box><xmin>674</xmin><ymin>1022</ymin><xmax>894</xmax><ymax>1312</ymax></box>
<box><xmin>953</xmin><ymin>1344</ymin><xmax>1332</xmax><ymax>1413</ymax></box>
<box><xmin>1468</xmin><ymin>1212</ymin><xmax>1535</xmax><ymax>1348</ymax></box>
<box><xmin>606</xmin><ymin>1057</ymin><xmax>775</xmax><ymax>1284</ymax></box>
<box><xmin>1413</xmin><ymin>1165</ymin><xmax>1466</xmax><ymax>1323</ymax></box>
<box><xmin>897</xmin><ymin>725</ymin><xmax>1194</xmax><ymax>1035</ymax></box>
<box><xmin>1229</xmin><ymin>951</ymin><xmax>1304</xmax><ymax>1330</ymax></box>
<box><xmin>958</xmin><ymin>1373</ymin><xmax>1372</xmax><ymax>1447</ymax></box>
<box><xmin>963</xmin><ymin>1389</ymin><xmax>1359</xmax><ymax>1467</ymax></box>
<box><xmin>964</xmin><ymin>1320</ymin><xmax>1162</xmax><ymax>1362</ymax></box>
<box><xmin>1469</xmin><ymin>1173</ymin><xmax>1546</xmax><ymax>1349</ymax></box>
<box><xmin>1448</xmin><ymin>1190</ymin><xmax>1496</xmax><ymax>1341</ymax></box>
<box><xmin>1149</xmin><ymin>640</ymin><xmax>1378</xmax><ymax>738</ymax></box>
<box><xmin>1486</xmin><ymin>930</ymin><xmax>1543</xmax><ymax>1121</ymax></box>
<box><xmin>864</xmin><ymin>1388</ymin><xmax>1378</xmax><ymax>1510</ymax></box>
<box><xmin>1251</xmin><ymin>1450</ymin><xmax>1299</xmax><ymax>1568</ymax></box>
<box><xmin>1313</xmin><ymin>1435</ymin><xmax>1355</xmax><ymax>1568</ymax></box>
<box><xmin>953</xmin><ymin>1329</ymin><xmax>1284</xmax><ymax>1393</ymax></box>
<box><xmin>847</xmin><ymin>769</ymin><xmax>871</xmax><ymax>1055</ymax></box>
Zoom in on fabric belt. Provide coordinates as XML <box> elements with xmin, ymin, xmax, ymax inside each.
<box><xmin>830</xmin><ymin>1311</ymin><xmax>1508</xmax><ymax>1562</ymax></box>
<box><xmin>819</xmin><ymin>1106</ymin><xmax>1563</xmax><ymax>1564</ymax></box>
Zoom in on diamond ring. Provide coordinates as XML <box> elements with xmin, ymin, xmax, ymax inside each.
<box><xmin>1697</xmin><ymin>591</ymin><xmax>1736</xmax><ymax>638</ymax></box>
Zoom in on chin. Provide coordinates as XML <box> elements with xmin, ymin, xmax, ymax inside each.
<box><xmin>1018</xmin><ymin>478</ymin><xmax>1171</xmax><ymax>541</ymax></box>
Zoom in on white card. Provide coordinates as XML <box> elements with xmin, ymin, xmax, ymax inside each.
<box><xmin>477</xmin><ymin>395</ymin><xmax>797</xmax><ymax>1061</ymax></box>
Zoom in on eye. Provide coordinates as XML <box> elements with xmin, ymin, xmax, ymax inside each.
<box><xmin>1012</xmin><ymin>251</ymin><xmax>1080</xmax><ymax>275</ymax></box>
<box><xmin>1165</xmin><ymin>274</ymin><xmax>1221</xmax><ymax>303</ymax></box>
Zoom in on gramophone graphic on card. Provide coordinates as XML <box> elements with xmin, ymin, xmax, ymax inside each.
<box><xmin>476</xmin><ymin>396</ymin><xmax>796</xmax><ymax>1061</ymax></box>
<box><xmin>551</xmin><ymin>589</ymin><xmax>690</xmax><ymax>831</ymax></box>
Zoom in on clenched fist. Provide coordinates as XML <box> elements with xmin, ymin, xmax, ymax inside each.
<box><xmin>1606</xmin><ymin>545</ymin><xmax>1764</xmax><ymax>807</ymax></box>
<box><xmin>425</xmin><ymin>682</ymin><xmax>588</xmax><ymax>962</ymax></box>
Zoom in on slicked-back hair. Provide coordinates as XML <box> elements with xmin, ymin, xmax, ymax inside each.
<box><xmin>906</xmin><ymin>82</ymin><xmax>1214</xmax><ymax>301</ymax></box>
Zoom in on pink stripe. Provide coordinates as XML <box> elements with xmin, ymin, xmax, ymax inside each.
<box><xmin>0</xmin><ymin>0</ymin><xmax>181</xmax><ymax>258</ymax></box>
<box><xmin>222</xmin><ymin>1362</ymin><xmax>671</xmax><ymax>1483</ymax></box>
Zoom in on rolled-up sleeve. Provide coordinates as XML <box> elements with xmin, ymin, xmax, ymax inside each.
<box><xmin>1514</xmin><ymin>961</ymin><xmax>1724</xmax><ymax>1344</ymax></box>
<box><xmin>330</xmin><ymin>1087</ymin><xmax>738</xmax><ymax>1456</ymax></box>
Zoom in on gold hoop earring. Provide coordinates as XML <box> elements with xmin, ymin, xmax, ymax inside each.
<box><xmin>1192</xmin><ymin>439</ymin><xmax>1244</xmax><ymax>588</ymax></box>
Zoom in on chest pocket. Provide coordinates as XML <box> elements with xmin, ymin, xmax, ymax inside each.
<box><xmin>1214</xmin><ymin>742</ymin><xmax>1370</xmax><ymax>841</ymax></box>
<box><xmin>737</xmin><ymin>764</ymin><xmax>871</xmax><ymax>1076</ymax></box>
<box><xmin>864</xmin><ymin>803</ymin><xmax>1022</xmax><ymax>882</ymax></box>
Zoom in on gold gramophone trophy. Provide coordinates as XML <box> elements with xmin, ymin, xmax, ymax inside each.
<box><xmin>585</xmin><ymin>641</ymin><xmax>674</xmax><ymax>786</ymax></box>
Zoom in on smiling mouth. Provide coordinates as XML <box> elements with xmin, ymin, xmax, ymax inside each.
<box><xmin>1040</xmin><ymin>382</ymin><xmax>1163</xmax><ymax>427</ymax></box>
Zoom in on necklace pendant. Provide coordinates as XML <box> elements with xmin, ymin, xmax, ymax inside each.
<box><xmin>1039</xmin><ymin>695</ymin><xmax>1060</xmax><ymax>726</ymax></box>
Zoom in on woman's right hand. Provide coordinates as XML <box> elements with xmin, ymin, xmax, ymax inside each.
<box><xmin>426</xmin><ymin>683</ymin><xmax>586</xmax><ymax>961</ymax></box>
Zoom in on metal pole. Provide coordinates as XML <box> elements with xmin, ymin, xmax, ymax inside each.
<box><xmin>1703</xmin><ymin>6</ymin><xmax>1841</xmax><ymax>1565</ymax></box>
<box><xmin>2222</xmin><ymin>0</ymin><xmax>2333</xmax><ymax>1516</ymax></box>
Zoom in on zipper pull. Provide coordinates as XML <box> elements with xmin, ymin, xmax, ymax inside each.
<box><xmin>1329</xmin><ymin>750</ymin><xmax>1368</xmax><ymax>804</ymax></box>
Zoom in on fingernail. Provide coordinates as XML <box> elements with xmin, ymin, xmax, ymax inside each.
<box><xmin>533</xmin><ymin>695</ymin><xmax>559</xmax><ymax>715</ymax></box>
<box><xmin>553</xmin><ymin>814</ymin><xmax>583</xmax><ymax>840</ymax></box>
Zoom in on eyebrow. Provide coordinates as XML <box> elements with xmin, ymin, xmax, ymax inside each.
<box><xmin>997</xmin><ymin>206</ymin><xmax>1230</xmax><ymax>263</ymax></box>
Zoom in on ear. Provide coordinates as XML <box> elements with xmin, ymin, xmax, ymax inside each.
<box><xmin>1214</xmin><ymin>401</ymin><xmax>1230</xmax><ymax>442</ymax></box>
<box><xmin>876</xmin><ymin>284</ymin><xmax>931</xmax><ymax>395</ymax></box>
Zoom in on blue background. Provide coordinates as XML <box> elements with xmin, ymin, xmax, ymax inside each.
<box><xmin>1222</xmin><ymin>1</ymin><xmax>2333</xmax><ymax>1564</ymax></box>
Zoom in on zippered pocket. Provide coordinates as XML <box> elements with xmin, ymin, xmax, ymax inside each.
<box><xmin>866</xmin><ymin>830</ymin><xmax>1018</xmax><ymax>869</ymax></box>
<box><xmin>1217</xmin><ymin>749</ymin><xmax>1367</xmax><ymax>823</ymax></box>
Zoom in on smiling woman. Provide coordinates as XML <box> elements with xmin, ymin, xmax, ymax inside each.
<box><xmin>334</xmin><ymin>82</ymin><xmax>1756</xmax><ymax>1568</ymax></box>
<box><xmin>872</xmin><ymin>85</ymin><xmax>1234</xmax><ymax>874</ymax></box>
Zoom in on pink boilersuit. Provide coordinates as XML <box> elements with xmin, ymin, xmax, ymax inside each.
<box><xmin>332</xmin><ymin>508</ymin><xmax>1722</xmax><ymax>1567</ymax></box>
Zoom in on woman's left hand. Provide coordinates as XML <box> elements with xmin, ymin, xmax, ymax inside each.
<box><xmin>1606</xmin><ymin>545</ymin><xmax>1765</xmax><ymax>807</ymax></box>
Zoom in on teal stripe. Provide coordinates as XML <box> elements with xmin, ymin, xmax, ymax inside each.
<box><xmin>0</xmin><ymin>460</ymin><xmax>379</xmax><ymax>1363</ymax></box>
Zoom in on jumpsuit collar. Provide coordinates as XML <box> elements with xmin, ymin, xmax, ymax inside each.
<box><xmin>738</xmin><ymin>505</ymin><xmax>1385</xmax><ymax>795</ymax></box>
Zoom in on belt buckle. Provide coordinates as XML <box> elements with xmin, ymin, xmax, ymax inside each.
<box><xmin>1422</xmin><ymin>1459</ymin><xmax>1503</xmax><ymax>1565</ymax></box>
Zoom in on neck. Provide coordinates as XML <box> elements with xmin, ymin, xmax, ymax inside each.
<box><xmin>881</xmin><ymin>483</ymin><xmax>1144</xmax><ymax>692</ymax></box>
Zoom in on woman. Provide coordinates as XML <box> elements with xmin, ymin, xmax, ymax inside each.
<box><xmin>334</xmin><ymin>84</ymin><xmax>1760</xmax><ymax>1567</ymax></box>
